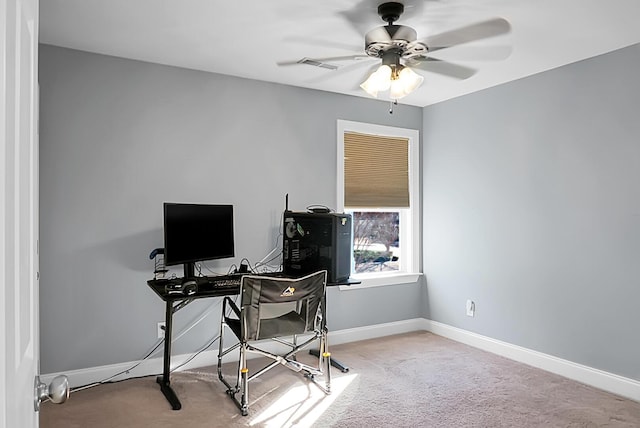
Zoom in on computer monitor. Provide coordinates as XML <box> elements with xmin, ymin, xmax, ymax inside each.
<box><xmin>163</xmin><ymin>203</ymin><xmax>235</xmax><ymax>277</ymax></box>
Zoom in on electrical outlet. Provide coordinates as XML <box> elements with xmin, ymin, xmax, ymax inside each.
<box><xmin>466</xmin><ymin>300</ymin><xmax>475</xmax><ymax>317</ymax></box>
<box><xmin>157</xmin><ymin>322</ymin><xmax>166</xmax><ymax>339</ymax></box>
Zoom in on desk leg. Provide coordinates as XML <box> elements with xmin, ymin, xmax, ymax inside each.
<box><xmin>156</xmin><ymin>300</ymin><xmax>182</xmax><ymax>410</ymax></box>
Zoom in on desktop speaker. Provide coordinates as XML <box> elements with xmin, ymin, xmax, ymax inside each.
<box><xmin>282</xmin><ymin>211</ymin><xmax>352</xmax><ymax>284</ymax></box>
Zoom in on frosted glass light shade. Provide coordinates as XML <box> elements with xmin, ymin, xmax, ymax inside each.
<box><xmin>360</xmin><ymin>64</ymin><xmax>424</xmax><ymax>100</ymax></box>
<box><xmin>389</xmin><ymin>67</ymin><xmax>424</xmax><ymax>99</ymax></box>
<box><xmin>360</xmin><ymin>65</ymin><xmax>392</xmax><ymax>97</ymax></box>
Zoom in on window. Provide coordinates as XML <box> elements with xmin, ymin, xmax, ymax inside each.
<box><xmin>337</xmin><ymin>120</ymin><xmax>420</xmax><ymax>286</ymax></box>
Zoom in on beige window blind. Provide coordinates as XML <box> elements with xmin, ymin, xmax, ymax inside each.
<box><xmin>344</xmin><ymin>131</ymin><xmax>410</xmax><ymax>208</ymax></box>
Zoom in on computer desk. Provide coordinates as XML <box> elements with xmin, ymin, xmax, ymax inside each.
<box><xmin>147</xmin><ymin>277</ymin><xmax>241</xmax><ymax>410</ymax></box>
<box><xmin>147</xmin><ymin>274</ymin><xmax>357</xmax><ymax>410</ymax></box>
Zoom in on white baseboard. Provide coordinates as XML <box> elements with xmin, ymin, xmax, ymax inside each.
<box><xmin>41</xmin><ymin>317</ymin><xmax>640</xmax><ymax>403</ymax></box>
<box><xmin>424</xmin><ymin>319</ymin><xmax>640</xmax><ymax>402</ymax></box>
<box><xmin>40</xmin><ymin>318</ymin><xmax>425</xmax><ymax>389</ymax></box>
<box><xmin>328</xmin><ymin>318</ymin><xmax>427</xmax><ymax>346</ymax></box>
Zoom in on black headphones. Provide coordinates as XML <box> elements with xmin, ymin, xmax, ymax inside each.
<box><xmin>306</xmin><ymin>205</ymin><xmax>332</xmax><ymax>214</ymax></box>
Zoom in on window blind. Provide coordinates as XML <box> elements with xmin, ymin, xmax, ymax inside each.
<box><xmin>344</xmin><ymin>131</ymin><xmax>410</xmax><ymax>208</ymax></box>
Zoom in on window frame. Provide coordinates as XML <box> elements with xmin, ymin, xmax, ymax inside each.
<box><xmin>337</xmin><ymin>120</ymin><xmax>421</xmax><ymax>288</ymax></box>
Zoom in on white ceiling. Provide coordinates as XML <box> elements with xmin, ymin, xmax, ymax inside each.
<box><xmin>39</xmin><ymin>0</ymin><xmax>640</xmax><ymax>107</ymax></box>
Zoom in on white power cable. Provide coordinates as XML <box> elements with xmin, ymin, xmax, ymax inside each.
<box><xmin>70</xmin><ymin>299</ymin><xmax>223</xmax><ymax>393</ymax></box>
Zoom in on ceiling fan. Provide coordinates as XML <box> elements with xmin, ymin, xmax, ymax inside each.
<box><xmin>279</xmin><ymin>1</ymin><xmax>511</xmax><ymax>101</ymax></box>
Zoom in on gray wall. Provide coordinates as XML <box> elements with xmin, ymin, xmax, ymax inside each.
<box><xmin>41</xmin><ymin>41</ymin><xmax>640</xmax><ymax>382</ymax></box>
<box><xmin>38</xmin><ymin>45</ymin><xmax>424</xmax><ymax>374</ymax></box>
<box><xmin>423</xmin><ymin>43</ymin><xmax>640</xmax><ymax>380</ymax></box>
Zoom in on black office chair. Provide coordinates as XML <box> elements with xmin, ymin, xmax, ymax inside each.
<box><xmin>217</xmin><ymin>270</ymin><xmax>331</xmax><ymax>416</ymax></box>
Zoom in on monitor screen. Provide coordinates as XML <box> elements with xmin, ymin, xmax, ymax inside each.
<box><xmin>163</xmin><ymin>203</ymin><xmax>235</xmax><ymax>267</ymax></box>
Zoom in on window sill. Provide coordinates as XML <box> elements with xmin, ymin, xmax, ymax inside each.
<box><xmin>338</xmin><ymin>272</ymin><xmax>423</xmax><ymax>291</ymax></box>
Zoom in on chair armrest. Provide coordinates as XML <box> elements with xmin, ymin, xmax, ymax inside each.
<box><xmin>223</xmin><ymin>296</ymin><xmax>241</xmax><ymax>318</ymax></box>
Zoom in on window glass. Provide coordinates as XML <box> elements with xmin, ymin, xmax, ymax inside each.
<box><xmin>351</xmin><ymin>210</ymin><xmax>400</xmax><ymax>273</ymax></box>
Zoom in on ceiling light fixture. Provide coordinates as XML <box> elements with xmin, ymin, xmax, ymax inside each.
<box><xmin>360</xmin><ymin>50</ymin><xmax>424</xmax><ymax>100</ymax></box>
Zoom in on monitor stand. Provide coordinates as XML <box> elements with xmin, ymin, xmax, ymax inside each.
<box><xmin>179</xmin><ymin>263</ymin><xmax>198</xmax><ymax>295</ymax></box>
<box><xmin>183</xmin><ymin>262</ymin><xmax>195</xmax><ymax>279</ymax></box>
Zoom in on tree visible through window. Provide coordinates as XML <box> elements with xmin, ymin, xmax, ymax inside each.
<box><xmin>352</xmin><ymin>211</ymin><xmax>400</xmax><ymax>273</ymax></box>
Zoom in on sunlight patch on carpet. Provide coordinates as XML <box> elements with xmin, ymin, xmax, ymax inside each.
<box><xmin>249</xmin><ymin>374</ymin><xmax>358</xmax><ymax>427</ymax></box>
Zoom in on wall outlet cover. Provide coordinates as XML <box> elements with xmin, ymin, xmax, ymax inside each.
<box><xmin>157</xmin><ymin>322</ymin><xmax>166</xmax><ymax>339</ymax></box>
<box><xmin>466</xmin><ymin>300</ymin><xmax>475</xmax><ymax>317</ymax></box>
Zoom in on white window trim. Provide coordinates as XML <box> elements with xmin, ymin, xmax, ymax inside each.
<box><xmin>337</xmin><ymin>120</ymin><xmax>421</xmax><ymax>289</ymax></box>
<box><xmin>338</xmin><ymin>272</ymin><xmax>423</xmax><ymax>291</ymax></box>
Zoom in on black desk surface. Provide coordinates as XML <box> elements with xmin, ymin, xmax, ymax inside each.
<box><xmin>147</xmin><ymin>276</ymin><xmax>242</xmax><ymax>301</ymax></box>
<box><xmin>147</xmin><ymin>273</ymin><xmax>359</xmax><ymax>302</ymax></box>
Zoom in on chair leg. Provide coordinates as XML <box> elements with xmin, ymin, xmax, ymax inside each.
<box><xmin>291</xmin><ymin>334</ymin><xmax>298</xmax><ymax>361</ymax></box>
<box><xmin>217</xmin><ymin>321</ymin><xmax>225</xmax><ymax>381</ymax></box>
<box><xmin>235</xmin><ymin>355</ymin><xmax>242</xmax><ymax>393</ymax></box>
<box><xmin>239</xmin><ymin>345</ymin><xmax>249</xmax><ymax>416</ymax></box>
<box><xmin>218</xmin><ymin>322</ymin><xmax>242</xmax><ymax>396</ymax></box>
<box><xmin>321</xmin><ymin>331</ymin><xmax>331</xmax><ymax>393</ymax></box>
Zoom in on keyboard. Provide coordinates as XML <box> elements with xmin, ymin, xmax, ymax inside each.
<box><xmin>194</xmin><ymin>274</ymin><xmax>242</xmax><ymax>293</ymax></box>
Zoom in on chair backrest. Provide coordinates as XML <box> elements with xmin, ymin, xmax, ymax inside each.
<box><xmin>239</xmin><ymin>270</ymin><xmax>327</xmax><ymax>341</ymax></box>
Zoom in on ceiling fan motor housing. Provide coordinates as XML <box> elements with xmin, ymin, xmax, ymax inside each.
<box><xmin>365</xmin><ymin>25</ymin><xmax>427</xmax><ymax>59</ymax></box>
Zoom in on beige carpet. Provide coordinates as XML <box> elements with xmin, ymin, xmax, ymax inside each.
<box><xmin>41</xmin><ymin>332</ymin><xmax>640</xmax><ymax>427</ymax></box>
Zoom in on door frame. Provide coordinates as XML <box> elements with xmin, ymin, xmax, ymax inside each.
<box><xmin>1</xmin><ymin>0</ymin><xmax>40</xmax><ymax>427</ymax></box>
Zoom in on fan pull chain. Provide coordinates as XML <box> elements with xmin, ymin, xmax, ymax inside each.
<box><xmin>389</xmin><ymin>99</ymin><xmax>398</xmax><ymax>114</ymax></box>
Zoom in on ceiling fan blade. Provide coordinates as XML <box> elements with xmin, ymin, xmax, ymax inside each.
<box><xmin>338</xmin><ymin>0</ymin><xmax>426</xmax><ymax>37</ymax></box>
<box><xmin>407</xmin><ymin>57</ymin><xmax>476</xmax><ymax>80</ymax></box>
<box><xmin>422</xmin><ymin>18</ymin><xmax>511</xmax><ymax>53</ymax></box>
<box><xmin>277</xmin><ymin>54</ymin><xmax>370</xmax><ymax>67</ymax></box>
<box><xmin>282</xmin><ymin>35</ymin><xmax>362</xmax><ymax>53</ymax></box>
<box><xmin>338</xmin><ymin>2</ymin><xmax>379</xmax><ymax>37</ymax></box>
<box><xmin>306</xmin><ymin>58</ymin><xmax>377</xmax><ymax>84</ymax></box>
<box><xmin>430</xmin><ymin>44</ymin><xmax>512</xmax><ymax>61</ymax></box>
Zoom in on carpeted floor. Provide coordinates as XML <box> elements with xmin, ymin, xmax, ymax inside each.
<box><xmin>40</xmin><ymin>331</ymin><xmax>640</xmax><ymax>427</ymax></box>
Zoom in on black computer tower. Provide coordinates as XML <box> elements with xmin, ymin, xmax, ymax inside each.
<box><xmin>282</xmin><ymin>212</ymin><xmax>352</xmax><ymax>284</ymax></box>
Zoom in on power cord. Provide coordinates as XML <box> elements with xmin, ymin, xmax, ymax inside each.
<box><xmin>69</xmin><ymin>338</ymin><xmax>165</xmax><ymax>394</ymax></box>
<box><xmin>170</xmin><ymin>334</ymin><xmax>220</xmax><ymax>373</ymax></box>
<box><xmin>254</xmin><ymin>252</ymin><xmax>282</xmax><ymax>273</ymax></box>
<box><xmin>68</xmin><ymin>299</ymin><xmax>223</xmax><ymax>393</ymax></box>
